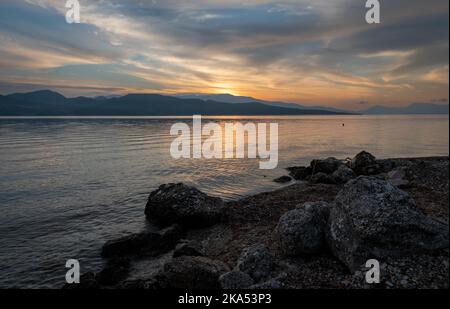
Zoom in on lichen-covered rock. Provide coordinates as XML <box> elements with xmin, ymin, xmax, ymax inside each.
<box><xmin>328</xmin><ymin>176</ymin><xmax>449</xmax><ymax>271</ymax></box>
<box><xmin>163</xmin><ymin>256</ymin><xmax>230</xmax><ymax>289</ymax></box>
<box><xmin>145</xmin><ymin>183</ymin><xmax>224</xmax><ymax>228</ymax></box>
<box><xmin>101</xmin><ymin>224</ymin><xmax>182</xmax><ymax>258</ymax></box>
<box><xmin>276</xmin><ymin>202</ymin><xmax>330</xmax><ymax>256</ymax></box>
<box><xmin>219</xmin><ymin>271</ymin><xmax>254</xmax><ymax>289</ymax></box>
<box><xmin>236</xmin><ymin>244</ymin><xmax>274</xmax><ymax>282</ymax></box>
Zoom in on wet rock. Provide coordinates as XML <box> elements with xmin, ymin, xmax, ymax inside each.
<box><xmin>273</xmin><ymin>176</ymin><xmax>293</xmax><ymax>184</ymax></box>
<box><xmin>101</xmin><ymin>224</ymin><xmax>183</xmax><ymax>258</ymax></box>
<box><xmin>98</xmin><ymin>257</ymin><xmax>130</xmax><ymax>286</ymax></box>
<box><xmin>173</xmin><ymin>240</ymin><xmax>204</xmax><ymax>258</ymax></box>
<box><xmin>310</xmin><ymin>157</ymin><xmax>343</xmax><ymax>175</ymax></box>
<box><xmin>163</xmin><ymin>256</ymin><xmax>230</xmax><ymax>289</ymax></box>
<box><xmin>276</xmin><ymin>202</ymin><xmax>330</xmax><ymax>256</ymax></box>
<box><xmin>219</xmin><ymin>271</ymin><xmax>254</xmax><ymax>289</ymax></box>
<box><xmin>310</xmin><ymin>172</ymin><xmax>336</xmax><ymax>184</ymax></box>
<box><xmin>287</xmin><ymin>166</ymin><xmax>312</xmax><ymax>180</ymax></box>
<box><xmin>236</xmin><ymin>244</ymin><xmax>274</xmax><ymax>282</ymax></box>
<box><xmin>350</xmin><ymin>151</ymin><xmax>380</xmax><ymax>175</ymax></box>
<box><xmin>145</xmin><ymin>183</ymin><xmax>224</xmax><ymax>228</ymax></box>
<box><xmin>332</xmin><ymin>165</ymin><xmax>356</xmax><ymax>184</ymax></box>
<box><xmin>328</xmin><ymin>176</ymin><xmax>449</xmax><ymax>271</ymax></box>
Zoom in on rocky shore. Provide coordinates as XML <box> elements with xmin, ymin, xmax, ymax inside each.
<box><xmin>65</xmin><ymin>152</ymin><xmax>449</xmax><ymax>289</ymax></box>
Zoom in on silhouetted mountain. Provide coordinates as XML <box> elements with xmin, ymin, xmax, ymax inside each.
<box><xmin>363</xmin><ymin>103</ymin><xmax>449</xmax><ymax>115</ymax></box>
<box><xmin>175</xmin><ymin>93</ymin><xmax>351</xmax><ymax>114</ymax></box>
<box><xmin>0</xmin><ymin>90</ymin><xmax>354</xmax><ymax>116</ymax></box>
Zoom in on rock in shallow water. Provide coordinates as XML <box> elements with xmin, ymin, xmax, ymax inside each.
<box><xmin>276</xmin><ymin>202</ymin><xmax>330</xmax><ymax>256</ymax></box>
<box><xmin>273</xmin><ymin>176</ymin><xmax>293</xmax><ymax>184</ymax></box>
<box><xmin>236</xmin><ymin>244</ymin><xmax>274</xmax><ymax>282</ymax></box>
<box><xmin>145</xmin><ymin>183</ymin><xmax>224</xmax><ymax>228</ymax></box>
<box><xmin>327</xmin><ymin>176</ymin><xmax>449</xmax><ymax>271</ymax></box>
<box><xmin>101</xmin><ymin>224</ymin><xmax>182</xmax><ymax>258</ymax></box>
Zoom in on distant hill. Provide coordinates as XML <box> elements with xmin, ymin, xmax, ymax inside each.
<box><xmin>175</xmin><ymin>93</ymin><xmax>351</xmax><ymax>114</ymax></box>
<box><xmin>0</xmin><ymin>90</ymin><xmax>354</xmax><ymax>116</ymax></box>
<box><xmin>363</xmin><ymin>103</ymin><xmax>449</xmax><ymax>115</ymax></box>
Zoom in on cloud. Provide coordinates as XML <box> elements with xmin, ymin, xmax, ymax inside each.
<box><xmin>0</xmin><ymin>0</ymin><xmax>448</xmax><ymax>109</ymax></box>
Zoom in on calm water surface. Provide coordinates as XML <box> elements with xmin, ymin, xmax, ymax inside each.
<box><xmin>0</xmin><ymin>115</ymin><xmax>448</xmax><ymax>288</ymax></box>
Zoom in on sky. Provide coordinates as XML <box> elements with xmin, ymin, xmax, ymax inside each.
<box><xmin>0</xmin><ymin>0</ymin><xmax>448</xmax><ymax>110</ymax></box>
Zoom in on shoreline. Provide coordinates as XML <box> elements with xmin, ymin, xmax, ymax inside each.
<box><xmin>66</xmin><ymin>152</ymin><xmax>449</xmax><ymax>289</ymax></box>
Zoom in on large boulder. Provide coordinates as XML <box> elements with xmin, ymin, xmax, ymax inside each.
<box><xmin>332</xmin><ymin>165</ymin><xmax>356</xmax><ymax>184</ymax></box>
<box><xmin>219</xmin><ymin>271</ymin><xmax>254</xmax><ymax>289</ymax></box>
<box><xmin>310</xmin><ymin>157</ymin><xmax>343</xmax><ymax>175</ymax></box>
<box><xmin>145</xmin><ymin>183</ymin><xmax>224</xmax><ymax>228</ymax></box>
<box><xmin>276</xmin><ymin>202</ymin><xmax>330</xmax><ymax>256</ymax></box>
<box><xmin>163</xmin><ymin>256</ymin><xmax>230</xmax><ymax>289</ymax></box>
<box><xmin>350</xmin><ymin>151</ymin><xmax>380</xmax><ymax>175</ymax></box>
<box><xmin>101</xmin><ymin>224</ymin><xmax>182</xmax><ymax>258</ymax></box>
<box><xmin>328</xmin><ymin>176</ymin><xmax>449</xmax><ymax>271</ymax></box>
<box><xmin>236</xmin><ymin>244</ymin><xmax>274</xmax><ymax>282</ymax></box>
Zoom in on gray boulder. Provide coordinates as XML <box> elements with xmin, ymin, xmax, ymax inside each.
<box><xmin>236</xmin><ymin>244</ymin><xmax>274</xmax><ymax>282</ymax></box>
<box><xmin>219</xmin><ymin>271</ymin><xmax>254</xmax><ymax>289</ymax></box>
<box><xmin>163</xmin><ymin>256</ymin><xmax>230</xmax><ymax>289</ymax></box>
<box><xmin>101</xmin><ymin>224</ymin><xmax>182</xmax><ymax>258</ymax></box>
<box><xmin>276</xmin><ymin>202</ymin><xmax>330</xmax><ymax>256</ymax></box>
<box><xmin>332</xmin><ymin>165</ymin><xmax>356</xmax><ymax>184</ymax></box>
<box><xmin>328</xmin><ymin>176</ymin><xmax>449</xmax><ymax>271</ymax></box>
<box><xmin>350</xmin><ymin>151</ymin><xmax>380</xmax><ymax>175</ymax></box>
<box><xmin>145</xmin><ymin>183</ymin><xmax>224</xmax><ymax>228</ymax></box>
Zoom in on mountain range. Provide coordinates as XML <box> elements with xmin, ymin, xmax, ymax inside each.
<box><xmin>0</xmin><ymin>90</ymin><xmax>447</xmax><ymax>116</ymax></box>
<box><xmin>0</xmin><ymin>90</ymin><xmax>353</xmax><ymax>116</ymax></box>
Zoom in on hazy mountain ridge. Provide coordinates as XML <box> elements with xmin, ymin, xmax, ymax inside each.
<box><xmin>363</xmin><ymin>103</ymin><xmax>449</xmax><ymax>115</ymax></box>
<box><xmin>0</xmin><ymin>90</ymin><xmax>353</xmax><ymax>116</ymax></box>
<box><xmin>175</xmin><ymin>93</ymin><xmax>351</xmax><ymax>114</ymax></box>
